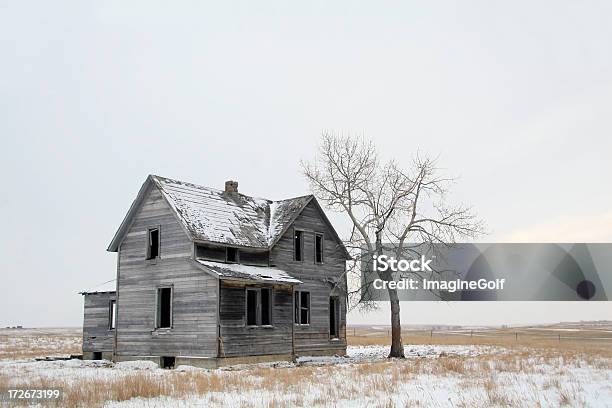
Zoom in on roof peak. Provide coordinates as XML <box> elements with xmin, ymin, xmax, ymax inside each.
<box><xmin>149</xmin><ymin>174</ymin><xmax>313</xmax><ymax>204</ymax></box>
<box><xmin>108</xmin><ymin>174</ymin><xmax>343</xmax><ymax>254</ymax></box>
<box><xmin>142</xmin><ymin>174</ymin><xmax>314</xmax><ymax>249</ymax></box>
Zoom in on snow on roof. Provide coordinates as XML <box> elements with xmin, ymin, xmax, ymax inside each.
<box><xmin>80</xmin><ymin>279</ymin><xmax>116</xmax><ymax>295</ymax></box>
<box><xmin>267</xmin><ymin>196</ymin><xmax>312</xmax><ymax>240</ymax></box>
<box><xmin>196</xmin><ymin>260</ymin><xmax>302</xmax><ymax>285</ymax></box>
<box><xmin>152</xmin><ymin>175</ymin><xmax>312</xmax><ymax>248</ymax></box>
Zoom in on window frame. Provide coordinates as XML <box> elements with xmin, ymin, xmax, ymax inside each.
<box><xmin>108</xmin><ymin>299</ymin><xmax>117</xmax><ymax>330</ymax></box>
<box><xmin>314</xmin><ymin>233</ymin><xmax>324</xmax><ymax>264</ymax></box>
<box><xmin>293</xmin><ymin>229</ymin><xmax>304</xmax><ymax>262</ymax></box>
<box><xmin>245</xmin><ymin>287</ymin><xmax>274</xmax><ymax>327</ymax></box>
<box><xmin>155</xmin><ymin>286</ymin><xmax>173</xmax><ymax>329</ymax></box>
<box><xmin>294</xmin><ymin>290</ymin><xmax>310</xmax><ymax>325</ymax></box>
<box><xmin>329</xmin><ymin>296</ymin><xmax>340</xmax><ymax>339</ymax></box>
<box><xmin>245</xmin><ymin>288</ymin><xmax>259</xmax><ymax>327</ymax></box>
<box><xmin>146</xmin><ymin>226</ymin><xmax>161</xmax><ymax>260</ymax></box>
<box><xmin>226</xmin><ymin>247</ymin><xmax>239</xmax><ymax>263</ymax></box>
<box><xmin>260</xmin><ymin>287</ymin><xmax>272</xmax><ymax>326</ymax></box>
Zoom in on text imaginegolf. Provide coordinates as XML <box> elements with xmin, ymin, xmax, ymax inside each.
<box><xmin>372</xmin><ymin>277</ymin><xmax>507</xmax><ymax>292</ymax></box>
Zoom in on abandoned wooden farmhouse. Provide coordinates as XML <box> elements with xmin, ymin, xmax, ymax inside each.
<box><xmin>80</xmin><ymin>175</ymin><xmax>349</xmax><ymax>368</ymax></box>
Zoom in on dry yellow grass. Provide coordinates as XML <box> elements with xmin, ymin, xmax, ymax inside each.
<box><xmin>347</xmin><ymin>327</ymin><xmax>612</xmax><ymax>358</ymax></box>
<box><xmin>0</xmin><ymin>329</ymin><xmax>81</xmax><ymax>360</ymax></box>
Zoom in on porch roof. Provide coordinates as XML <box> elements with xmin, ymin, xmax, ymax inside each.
<box><xmin>79</xmin><ymin>279</ymin><xmax>117</xmax><ymax>295</ymax></box>
<box><xmin>195</xmin><ymin>260</ymin><xmax>302</xmax><ymax>285</ymax></box>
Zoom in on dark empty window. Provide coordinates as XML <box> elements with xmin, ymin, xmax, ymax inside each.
<box><xmin>261</xmin><ymin>288</ymin><xmax>272</xmax><ymax>326</ymax></box>
<box><xmin>195</xmin><ymin>244</ymin><xmax>226</xmax><ymax>262</ymax></box>
<box><xmin>147</xmin><ymin>228</ymin><xmax>160</xmax><ymax>259</ymax></box>
<box><xmin>246</xmin><ymin>288</ymin><xmax>273</xmax><ymax>326</ymax></box>
<box><xmin>315</xmin><ymin>233</ymin><xmax>324</xmax><ymax>263</ymax></box>
<box><xmin>226</xmin><ymin>247</ymin><xmax>238</xmax><ymax>263</ymax></box>
<box><xmin>239</xmin><ymin>250</ymin><xmax>270</xmax><ymax>266</ymax></box>
<box><xmin>300</xmin><ymin>292</ymin><xmax>310</xmax><ymax>324</ymax></box>
<box><xmin>246</xmin><ymin>289</ymin><xmax>258</xmax><ymax>326</ymax></box>
<box><xmin>329</xmin><ymin>297</ymin><xmax>339</xmax><ymax>338</ymax></box>
<box><xmin>109</xmin><ymin>300</ymin><xmax>116</xmax><ymax>330</ymax></box>
<box><xmin>294</xmin><ymin>291</ymin><xmax>310</xmax><ymax>325</ymax></box>
<box><xmin>156</xmin><ymin>287</ymin><xmax>172</xmax><ymax>328</ymax></box>
<box><xmin>161</xmin><ymin>356</ymin><xmax>175</xmax><ymax>369</ymax></box>
<box><xmin>294</xmin><ymin>292</ymin><xmax>299</xmax><ymax>324</ymax></box>
<box><xmin>294</xmin><ymin>230</ymin><xmax>303</xmax><ymax>261</ymax></box>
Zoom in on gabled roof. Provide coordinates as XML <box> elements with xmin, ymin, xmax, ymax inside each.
<box><xmin>195</xmin><ymin>260</ymin><xmax>302</xmax><ymax>285</ymax></box>
<box><xmin>107</xmin><ymin>175</ymin><xmax>349</xmax><ymax>258</ymax></box>
<box><xmin>154</xmin><ymin>175</ymin><xmax>312</xmax><ymax>248</ymax></box>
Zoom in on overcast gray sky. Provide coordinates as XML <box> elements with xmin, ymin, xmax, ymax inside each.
<box><xmin>1</xmin><ymin>1</ymin><xmax>611</xmax><ymax>327</ymax></box>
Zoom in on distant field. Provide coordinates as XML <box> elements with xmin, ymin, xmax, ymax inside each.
<box><xmin>0</xmin><ymin>323</ymin><xmax>611</xmax><ymax>407</ymax></box>
<box><xmin>2</xmin><ymin>322</ymin><xmax>611</xmax><ymax>360</ymax></box>
<box><xmin>0</xmin><ymin>328</ymin><xmax>81</xmax><ymax>360</ymax></box>
<box><xmin>347</xmin><ymin>321</ymin><xmax>612</xmax><ymax>357</ymax></box>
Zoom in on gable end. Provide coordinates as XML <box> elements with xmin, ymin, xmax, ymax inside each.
<box><xmin>107</xmin><ymin>175</ymin><xmax>193</xmax><ymax>252</ymax></box>
<box><xmin>271</xmin><ymin>197</ymin><xmax>350</xmax><ymax>260</ymax></box>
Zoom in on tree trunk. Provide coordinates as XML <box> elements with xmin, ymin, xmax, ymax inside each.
<box><xmin>388</xmin><ymin>288</ymin><xmax>405</xmax><ymax>358</ymax></box>
<box><xmin>375</xmin><ymin>236</ymin><xmax>405</xmax><ymax>358</ymax></box>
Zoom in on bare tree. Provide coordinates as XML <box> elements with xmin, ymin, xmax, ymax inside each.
<box><xmin>302</xmin><ymin>132</ymin><xmax>485</xmax><ymax>358</ymax></box>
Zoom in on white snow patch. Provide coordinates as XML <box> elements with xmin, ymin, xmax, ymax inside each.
<box><xmin>174</xmin><ymin>365</ymin><xmax>206</xmax><ymax>372</ymax></box>
<box><xmin>296</xmin><ymin>344</ymin><xmax>500</xmax><ymax>365</ymax></box>
<box><xmin>114</xmin><ymin>361</ymin><xmax>160</xmax><ymax>371</ymax></box>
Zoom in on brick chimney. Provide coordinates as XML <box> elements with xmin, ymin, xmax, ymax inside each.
<box><xmin>224</xmin><ymin>180</ymin><xmax>238</xmax><ymax>193</ymax></box>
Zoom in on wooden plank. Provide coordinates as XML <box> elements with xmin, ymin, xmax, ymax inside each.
<box><xmin>115</xmin><ymin>186</ymin><xmax>218</xmax><ymax>358</ymax></box>
<box><xmin>218</xmin><ymin>282</ymin><xmax>293</xmax><ymax>357</ymax></box>
<box><xmin>270</xmin><ymin>201</ymin><xmax>348</xmax><ymax>356</ymax></box>
<box><xmin>82</xmin><ymin>292</ymin><xmax>116</xmax><ymax>353</ymax></box>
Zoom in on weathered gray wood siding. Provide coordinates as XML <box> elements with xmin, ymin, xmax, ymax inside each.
<box><xmin>82</xmin><ymin>292</ymin><xmax>116</xmax><ymax>353</ymax></box>
<box><xmin>270</xmin><ymin>201</ymin><xmax>347</xmax><ymax>355</ymax></box>
<box><xmin>116</xmin><ymin>185</ymin><xmax>218</xmax><ymax>358</ymax></box>
<box><xmin>218</xmin><ymin>282</ymin><xmax>293</xmax><ymax>357</ymax></box>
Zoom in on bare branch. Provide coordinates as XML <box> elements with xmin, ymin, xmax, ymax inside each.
<box><xmin>301</xmin><ymin>131</ymin><xmax>486</xmax><ymax>358</ymax></box>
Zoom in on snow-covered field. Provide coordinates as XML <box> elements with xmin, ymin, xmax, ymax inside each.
<box><xmin>1</xmin><ymin>344</ymin><xmax>611</xmax><ymax>407</ymax></box>
<box><xmin>0</xmin><ymin>344</ymin><xmax>498</xmax><ymax>382</ymax></box>
<box><xmin>1</xmin><ymin>327</ymin><xmax>611</xmax><ymax>407</ymax></box>
<box><xmin>0</xmin><ymin>328</ymin><xmax>81</xmax><ymax>360</ymax></box>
